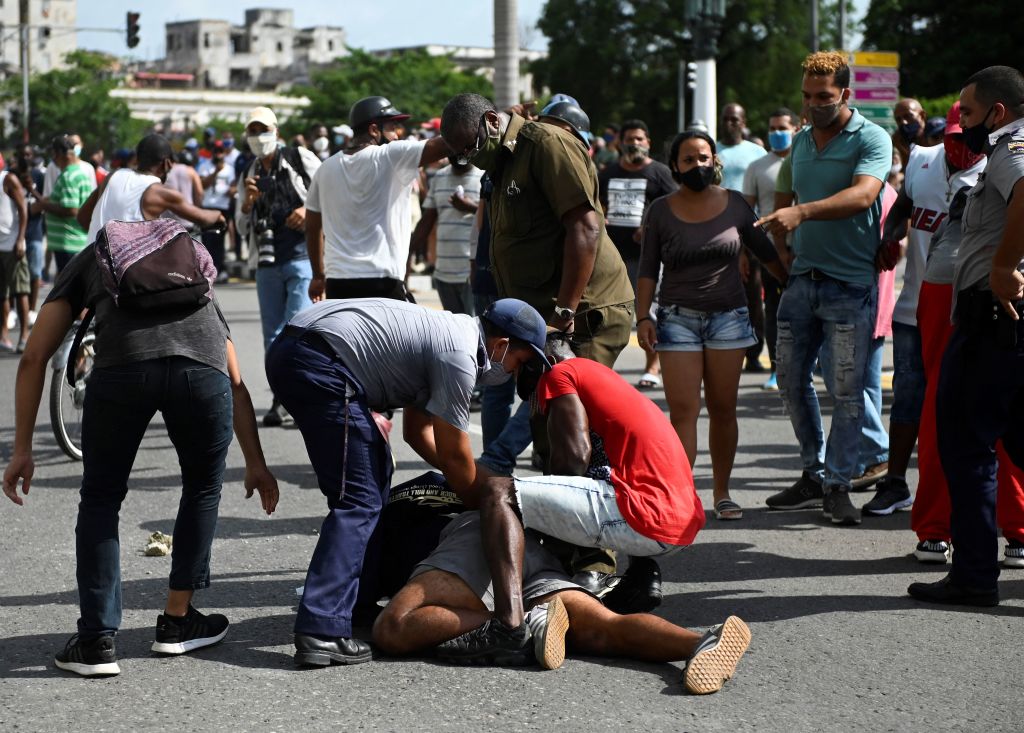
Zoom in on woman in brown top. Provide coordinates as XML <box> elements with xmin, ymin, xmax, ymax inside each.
<box><xmin>637</xmin><ymin>131</ymin><xmax>788</xmax><ymax>520</ymax></box>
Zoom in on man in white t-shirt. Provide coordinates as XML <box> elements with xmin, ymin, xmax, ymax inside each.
<box><xmin>743</xmin><ymin>107</ymin><xmax>800</xmax><ymax>390</ymax></box>
<box><xmin>305</xmin><ymin>96</ymin><xmax>451</xmax><ymax>302</ymax></box>
<box><xmin>410</xmin><ymin>161</ymin><xmax>483</xmax><ymax>314</ymax></box>
<box><xmin>864</xmin><ymin>101</ymin><xmax>986</xmax><ymax>519</ymax></box>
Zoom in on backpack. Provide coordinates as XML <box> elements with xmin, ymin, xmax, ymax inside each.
<box><xmin>66</xmin><ymin>219</ymin><xmax>217</xmax><ymax>386</ymax></box>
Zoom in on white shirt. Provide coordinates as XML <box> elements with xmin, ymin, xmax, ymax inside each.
<box><xmin>893</xmin><ymin>144</ymin><xmax>985</xmax><ymax>326</ymax></box>
<box><xmin>202</xmin><ymin>164</ymin><xmax>235</xmax><ymax>211</ymax></box>
<box><xmin>305</xmin><ymin>140</ymin><xmax>425</xmax><ymax>280</ymax></box>
<box><xmin>87</xmin><ymin>168</ymin><xmax>162</xmax><ymax>242</ymax></box>
<box><xmin>422</xmin><ymin>165</ymin><xmax>483</xmax><ymax>283</ymax></box>
<box><xmin>44</xmin><ymin>159</ymin><xmax>97</xmax><ymax>196</ymax></box>
<box><xmin>0</xmin><ymin>172</ymin><xmax>20</xmax><ymax>252</ymax></box>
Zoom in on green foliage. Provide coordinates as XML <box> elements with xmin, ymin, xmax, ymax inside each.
<box><xmin>919</xmin><ymin>94</ymin><xmax>960</xmax><ymax>121</ymax></box>
<box><xmin>531</xmin><ymin>0</ymin><xmax>854</xmax><ymax>152</ymax></box>
<box><xmin>862</xmin><ymin>0</ymin><xmax>1022</xmax><ymax>98</ymax></box>
<box><xmin>1</xmin><ymin>50</ymin><xmax>147</xmax><ymax>155</ymax></box>
<box><xmin>290</xmin><ymin>48</ymin><xmax>495</xmax><ymax>129</ymax></box>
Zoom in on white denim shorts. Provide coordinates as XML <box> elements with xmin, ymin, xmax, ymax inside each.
<box><xmin>511</xmin><ymin>475</ymin><xmax>683</xmax><ymax>558</ymax></box>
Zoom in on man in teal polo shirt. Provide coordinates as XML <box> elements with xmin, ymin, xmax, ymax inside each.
<box><xmin>756</xmin><ymin>51</ymin><xmax>893</xmax><ymax>526</ymax></box>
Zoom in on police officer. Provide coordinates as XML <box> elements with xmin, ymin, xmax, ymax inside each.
<box><xmin>908</xmin><ymin>65</ymin><xmax>1024</xmax><ymax>606</ymax></box>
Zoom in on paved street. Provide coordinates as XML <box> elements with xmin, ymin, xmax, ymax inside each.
<box><xmin>0</xmin><ymin>280</ymin><xmax>1020</xmax><ymax>733</ymax></box>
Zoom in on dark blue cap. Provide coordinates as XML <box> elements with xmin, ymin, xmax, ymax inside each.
<box><xmin>481</xmin><ymin>298</ymin><xmax>549</xmax><ymax>371</ymax></box>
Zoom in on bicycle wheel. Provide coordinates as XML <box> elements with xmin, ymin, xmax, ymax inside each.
<box><xmin>49</xmin><ymin>331</ymin><xmax>95</xmax><ymax>461</ymax></box>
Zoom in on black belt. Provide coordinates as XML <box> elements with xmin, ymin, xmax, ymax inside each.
<box><xmin>808</xmin><ymin>268</ymin><xmax>832</xmax><ymax>281</ymax></box>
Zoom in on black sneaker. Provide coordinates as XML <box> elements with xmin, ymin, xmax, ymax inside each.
<box><xmin>54</xmin><ymin>634</ymin><xmax>120</xmax><ymax>677</ymax></box>
<box><xmin>435</xmin><ymin>619</ymin><xmax>533</xmax><ymax>666</ymax></box>
<box><xmin>914</xmin><ymin>539</ymin><xmax>950</xmax><ymax>564</ymax></box>
<box><xmin>262</xmin><ymin>399</ymin><xmax>292</xmax><ymax>427</ymax></box>
<box><xmin>766</xmin><ymin>473</ymin><xmax>824</xmax><ymax>510</ymax></box>
<box><xmin>152</xmin><ymin>605</ymin><xmax>229</xmax><ymax>655</ymax></box>
<box><xmin>602</xmin><ymin>557</ymin><xmax>663</xmax><ymax>614</ymax></box>
<box><xmin>824</xmin><ymin>488</ymin><xmax>861</xmax><ymax>525</ymax></box>
<box><xmin>862</xmin><ymin>477</ymin><xmax>913</xmax><ymax>516</ymax></box>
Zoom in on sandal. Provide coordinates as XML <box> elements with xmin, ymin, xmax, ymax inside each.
<box><xmin>636</xmin><ymin>372</ymin><xmax>662</xmax><ymax>390</ymax></box>
<box><xmin>714</xmin><ymin>499</ymin><xmax>743</xmax><ymax>521</ymax></box>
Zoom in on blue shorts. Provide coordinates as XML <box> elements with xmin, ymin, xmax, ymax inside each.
<box><xmin>25</xmin><ymin>237</ymin><xmax>43</xmax><ymax>280</ymax></box>
<box><xmin>655</xmin><ymin>304</ymin><xmax>757</xmax><ymax>352</ymax></box>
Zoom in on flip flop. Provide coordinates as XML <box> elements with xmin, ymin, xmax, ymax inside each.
<box><xmin>0</xmin><ymin>340</ymin><xmax>14</xmax><ymax>353</ymax></box>
<box><xmin>636</xmin><ymin>372</ymin><xmax>662</xmax><ymax>390</ymax></box>
<box><xmin>715</xmin><ymin>499</ymin><xmax>743</xmax><ymax>521</ymax></box>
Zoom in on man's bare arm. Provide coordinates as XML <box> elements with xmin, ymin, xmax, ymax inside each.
<box><xmin>757</xmin><ymin>175</ymin><xmax>884</xmax><ymax>234</ymax></box>
<box><xmin>546</xmin><ymin>394</ymin><xmax>591</xmax><ymax>476</ymax></box>
<box><xmin>145</xmin><ymin>185</ymin><xmax>222</xmax><ymax>228</ymax></box>
<box><xmin>555</xmin><ymin>203</ymin><xmax>601</xmax><ymax>317</ymax></box>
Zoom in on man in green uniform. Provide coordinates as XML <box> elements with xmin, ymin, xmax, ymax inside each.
<box><xmin>439</xmin><ymin>93</ymin><xmax>634</xmax><ymax>367</ymax></box>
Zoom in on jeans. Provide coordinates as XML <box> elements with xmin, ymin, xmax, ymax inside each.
<box><xmin>890</xmin><ymin>322</ymin><xmax>926</xmax><ymax>424</ymax></box>
<box><xmin>77</xmin><ymin>357</ymin><xmax>233</xmax><ymax>639</ymax></box>
<box><xmin>25</xmin><ymin>236</ymin><xmax>43</xmax><ymax>280</ymax></box>
<box><xmin>474</xmin><ymin>293</ymin><xmax>516</xmax><ymax>450</ymax></box>
<box><xmin>776</xmin><ymin>273</ymin><xmax>878</xmax><ymax>490</ymax></box>
<box><xmin>255</xmin><ymin>257</ymin><xmax>313</xmax><ymax>352</ymax></box>
<box><xmin>479</xmin><ymin>398</ymin><xmax>532</xmax><ymax>474</ymax></box>
<box><xmin>266</xmin><ymin>328</ymin><xmax>394</xmax><ymax>638</ymax></box>
<box><xmin>820</xmin><ymin>335</ymin><xmax>889</xmax><ymax>474</ymax></box>
<box><xmin>435</xmin><ymin>278</ymin><xmax>474</xmax><ymax>315</ymax></box>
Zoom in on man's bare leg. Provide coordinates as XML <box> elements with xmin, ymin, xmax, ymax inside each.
<box><xmin>373</xmin><ymin>569</ymin><xmax>491</xmax><ymax>656</ymax></box>
<box><xmin>478</xmin><ymin>476</ymin><xmax>526</xmax><ymax>628</ymax></box>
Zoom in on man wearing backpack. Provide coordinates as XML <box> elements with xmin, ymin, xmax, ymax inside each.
<box><xmin>237</xmin><ymin>106</ymin><xmax>322</xmax><ymax>427</ymax></box>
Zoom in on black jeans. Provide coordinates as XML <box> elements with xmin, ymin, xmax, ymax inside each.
<box><xmin>326</xmin><ymin>277</ymin><xmax>413</xmax><ymax>302</ymax></box>
<box><xmin>77</xmin><ymin>357</ymin><xmax>233</xmax><ymax>638</ymax></box>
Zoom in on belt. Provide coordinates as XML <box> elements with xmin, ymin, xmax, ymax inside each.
<box><xmin>282</xmin><ymin>325</ymin><xmax>337</xmax><ymax>359</ymax></box>
<box><xmin>808</xmin><ymin>268</ymin><xmax>832</xmax><ymax>281</ymax></box>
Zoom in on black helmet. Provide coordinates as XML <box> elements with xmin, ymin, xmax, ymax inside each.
<box><xmin>539</xmin><ymin>101</ymin><xmax>591</xmax><ymax>146</ymax></box>
<box><xmin>349</xmin><ymin>96</ymin><xmax>411</xmax><ymax>132</ymax></box>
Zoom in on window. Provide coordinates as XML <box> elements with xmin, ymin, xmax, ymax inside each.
<box><xmin>276</xmin><ymin>41</ymin><xmax>283</xmax><ymax>52</ymax></box>
<box><xmin>328</xmin><ymin>39</ymin><xmax>334</xmax><ymax>51</ymax></box>
<box><xmin>204</xmin><ymin>33</ymin><xmax>210</xmax><ymax>49</ymax></box>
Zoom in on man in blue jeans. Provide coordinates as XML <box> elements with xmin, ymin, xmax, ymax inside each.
<box><xmin>236</xmin><ymin>105</ymin><xmax>322</xmax><ymax>427</ymax></box>
<box><xmin>265</xmin><ymin>297</ymin><xmax>549</xmax><ymax>667</ymax></box>
<box><xmin>756</xmin><ymin>51</ymin><xmax>892</xmax><ymax>526</ymax></box>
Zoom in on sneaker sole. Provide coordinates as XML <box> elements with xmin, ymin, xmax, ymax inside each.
<box><xmin>862</xmin><ymin>497</ymin><xmax>913</xmax><ymax>516</ymax></box>
<box><xmin>54</xmin><ymin>659</ymin><xmax>121</xmax><ymax>677</ymax></box>
<box><xmin>294</xmin><ymin>648</ymin><xmax>372</xmax><ymax>667</ymax></box>
<box><xmin>152</xmin><ymin>628</ymin><xmax>228</xmax><ymax>655</ymax></box>
<box><xmin>1004</xmin><ymin>556</ymin><xmax>1024</xmax><ymax>569</ymax></box>
<box><xmin>535</xmin><ymin>596</ymin><xmax>569</xmax><ymax>670</ymax></box>
<box><xmin>851</xmin><ymin>472</ymin><xmax>888</xmax><ymax>490</ymax></box>
<box><xmin>766</xmin><ymin>498</ymin><xmax>823</xmax><ymax>510</ymax></box>
<box><xmin>914</xmin><ymin>550</ymin><xmax>949</xmax><ymax>564</ymax></box>
<box><xmin>683</xmin><ymin>616</ymin><xmax>751</xmax><ymax>695</ymax></box>
<box><xmin>831</xmin><ymin>513</ymin><xmax>862</xmax><ymax>526</ymax></box>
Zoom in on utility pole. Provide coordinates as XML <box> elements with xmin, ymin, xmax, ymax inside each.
<box><xmin>19</xmin><ymin>0</ymin><xmax>30</xmax><ymax>143</ymax></box>
<box><xmin>810</xmin><ymin>0</ymin><xmax>819</xmax><ymax>52</ymax></box>
<box><xmin>838</xmin><ymin>0</ymin><xmax>846</xmax><ymax>50</ymax></box>
<box><xmin>493</xmin><ymin>0</ymin><xmax>519</xmax><ymax>109</ymax></box>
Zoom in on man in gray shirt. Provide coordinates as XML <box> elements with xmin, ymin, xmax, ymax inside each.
<box><xmin>265</xmin><ymin>297</ymin><xmax>549</xmax><ymax>666</ymax></box>
<box><xmin>908</xmin><ymin>65</ymin><xmax>1024</xmax><ymax>607</ymax></box>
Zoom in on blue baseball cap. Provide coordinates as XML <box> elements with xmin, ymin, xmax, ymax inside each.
<box><xmin>481</xmin><ymin>298</ymin><xmax>549</xmax><ymax>371</ymax></box>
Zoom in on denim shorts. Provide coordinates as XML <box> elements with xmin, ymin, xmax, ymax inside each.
<box><xmin>512</xmin><ymin>475</ymin><xmax>683</xmax><ymax>558</ymax></box>
<box><xmin>891</xmin><ymin>321</ymin><xmax>925</xmax><ymax>424</ymax></box>
<box><xmin>25</xmin><ymin>237</ymin><xmax>43</xmax><ymax>280</ymax></box>
<box><xmin>655</xmin><ymin>304</ymin><xmax>757</xmax><ymax>352</ymax></box>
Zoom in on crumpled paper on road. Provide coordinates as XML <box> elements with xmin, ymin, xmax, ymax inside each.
<box><xmin>144</xmin><ymin>531</ymin><xmax>173</xmax><ymax>556</ymax></box>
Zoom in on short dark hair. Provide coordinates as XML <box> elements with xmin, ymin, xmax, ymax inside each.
<box><xmin>769</xmin><ymin>107</ymin><xmax>800</xmax><ymax>127</ymax></box>
<box><xmin>441</xmin><ymin>93</ymin><xmax>496</xmax><ymax>140</ymax></box>
<box><xmin>668</xmin><ymin>130</ymin><xmax>717</xmax><ymax>172</ymax></box>
<box><xmin>965</xmin><ymin>65</ymin><xmax>1024</xmax><ymax>117</ymax></box>
<box><xmin>136</xmin><ymin>134</ymin><xmax>174</xmax><ymax>169</ymax></box>
<box><xmin>50</xmin><ymin>134</ymin><xmax>72</xmax><ymax>156</ymax></box>
<box><xmin>619</xmin><ymin>119</ymin><xmax>649</xmax><ymax>139</ymax></box>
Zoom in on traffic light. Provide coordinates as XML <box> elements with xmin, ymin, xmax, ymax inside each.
<box><xmin>126</xmin><ymin>12</ymin><xmax>140</xmax><ymax>49</ymax></box>
<box><xmin>686</xmin><ymin>62</ymin><xmax>698</xmax><ymax>90</ymax></box>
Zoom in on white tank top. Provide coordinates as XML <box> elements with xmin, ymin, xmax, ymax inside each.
<box><xmin>87</xmin><ymin>168</ymin><xmax>161</xmax><ymax>242</ymax></box>
<box><xmin>0</xmin><ymin>171</ymin><xmax>19</xmax><ymax>252</ymax></box>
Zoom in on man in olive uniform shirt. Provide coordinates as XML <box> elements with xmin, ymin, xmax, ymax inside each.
<box><xmin>439</xmin><ymin>93</ymin><xmax>634</xmax><ymax>368</ymax></box>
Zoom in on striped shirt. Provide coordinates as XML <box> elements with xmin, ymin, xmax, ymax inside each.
<box><xmin>46</xmin><ymin>164</ymin><xmax>95</xmax><ymax>253</ymax></box>
<box><xmin>423</xmin><ymin>165</ymin><xmax>483</xmax><ymax>284</ymax></box>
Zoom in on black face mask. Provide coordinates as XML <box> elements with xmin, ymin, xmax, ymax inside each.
<box><xmin>899</xmin><ymin>121</ymin><xmax>921</xmax><ymax>144</ymax></box>
<box><xmin>673</xmin><ymin>165</ymin><xmax>715</xmax><ymax>192</ymax></box>
<box><xmin>962</xmin><ymin>106</ymin><xmax>995</xmax><ymax>154</ymax></box>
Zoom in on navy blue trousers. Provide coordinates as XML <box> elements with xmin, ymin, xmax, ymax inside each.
<box><xmin>936</xmin><ymin>313</ymin><xmax>1024</xmax><ymax>590</ymax></box>
<box><xmin>265</xmin><ymin>328</ymin><xmax>393</xmax><ymax>638</ymax></box>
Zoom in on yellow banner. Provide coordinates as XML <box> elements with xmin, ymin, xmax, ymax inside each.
<box><xmin>848</xmin><ymin>51</ymin><xmax>900</xmax><ymax>68</ymax></box>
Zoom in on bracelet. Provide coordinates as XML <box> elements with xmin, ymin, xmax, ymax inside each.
<box><xmin>637</xmin><ymin>316</ymin><xmax>652</xmax><ymax>324</ymax></box>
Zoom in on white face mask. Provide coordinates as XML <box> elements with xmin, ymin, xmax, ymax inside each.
<box><xmin>247</xmin><ymin>131</ymin><xmax>278</xmax><ymax>157</ymax></box>
<box><xmin>477</xmin><ymin>342</ymin><xmax>513</xmax><ymax>387</ymax></box>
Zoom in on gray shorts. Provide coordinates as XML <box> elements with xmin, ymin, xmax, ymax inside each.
<box><xmin>410</xmin><ymin>512</ymin><xmax>593</xmax><ymax>611</ymax></box>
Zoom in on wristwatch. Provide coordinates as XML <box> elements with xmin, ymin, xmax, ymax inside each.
<box><xmin>553</xmin><ymin>305</ymin><xmax>576</xmax><ymax>323</ymax></box>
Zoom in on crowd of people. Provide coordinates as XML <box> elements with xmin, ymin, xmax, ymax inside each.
<box><xmin>2</xmin><ymin>53</ymin><xmax>1023</xmax><ymax>696</ymax></box>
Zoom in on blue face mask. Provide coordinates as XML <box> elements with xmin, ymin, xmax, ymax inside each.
<box><xmin>768</xmin><ymin>130</ymin><xmax>792</xmax><ymax>152</ymax></box>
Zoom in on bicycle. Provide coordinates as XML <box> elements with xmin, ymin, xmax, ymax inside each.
<box><xmin>48</xmin><ymin>318</ymin><xmax>96</xmax><ymax>461</ymax></box>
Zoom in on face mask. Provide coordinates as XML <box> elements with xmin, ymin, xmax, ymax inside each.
<box><xmin>890</xmin><ymin>161</ymin><xmax>902</xmax><ymax>177</ymax></box>
<box><xmin>768</xmin><ymin>130</ymin><xmax>792</xmax><ymax>152</ymax></box>
<box><xmin>602</xmin><ymin>132</ymin><xmax>615</xmax><ymax>144</ymax></box>
<box><xmin>898</xmin><ymin>121</ymin><xmax>921</xmax><ymax>144</ymax></box>
<box><xmin>674</xmin><ymin>164</ymin><xmax>716</xmax><ymax>192</ymax></box>
<box><xmin>478</xmin><ymin>342</ymin><xmax>513</xmax><ymax>387</ymax></box>
<box><xmin>808</xmin><ymin>99</ymin><xmax>843</xmax><ymax>129</ymax></box>
<box><xmin>247</xmin><ymin>131</ymin><xmax>278</xmax><ymax>157</ymax></box>
<box><xmin>334</xmin><ymin>134</ymin><xmax>345</xmax><ymax>147</ymax></box>
<box><xmin>944</xmin><ymin>134</ymin><xmax>985</xmax><ymax>170</ymax></box>
<box><xmin>72</xmin><ymin>144</ymin><xmax>82</xmax><ymax>157</ymax></box>
<box><xmin>223</xmin><ymin>139</ymin><xmax>234</xmax><ymax>149</ymax></box>
<box><xmin>962</xmin><ymin>106</ymin><xmax>995</xmax><ymax>154</ymax></box>
<box><xmin>622</xmin><ymin>144</ymin><xmax>649</xmax><ymax>163</ymax></box>
<box><xmin>463</xmin><ymin>131</ymin><xmax>501</xmax><ymax>172</ymax></box>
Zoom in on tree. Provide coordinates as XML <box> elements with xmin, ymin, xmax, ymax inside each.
<box><xmin>291</xmin><ymin>48</ymin><xmax>495</xmax><ymax>130</ymax></box>
<box><xmin>862</xmin><ymin>0</ymin><xmax>1022</xmax><ymax>99</ymax></box>
<box><xmin>531</xmin><ymin>0</ymin><xmax>849</xmax><ymax>152</ymax></box>
<box><xmin>2</xmin><ymin>50</ymin><xmax>147</xmax><ymax>154</ymax></box>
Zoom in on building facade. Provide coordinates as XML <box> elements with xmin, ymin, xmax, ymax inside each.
<box><xmin>0</xmin><ymin>0</ymin><xmax>77</xmax><ymax>76</ymax></box>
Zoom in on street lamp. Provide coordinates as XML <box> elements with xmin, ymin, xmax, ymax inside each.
<box><xmin>683</xmin><ymin>0</ymin><xmax>727</xmax><ymax>139</ymax></box>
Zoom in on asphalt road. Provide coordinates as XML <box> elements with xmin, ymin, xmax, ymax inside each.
<box><xmin>1</xmin><ymin>279</ymin><xmax>1020</xmax><ymax>732</ymax></box>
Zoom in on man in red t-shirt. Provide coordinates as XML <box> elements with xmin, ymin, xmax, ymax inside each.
<box><xmin>442</xmin><ymin>357</ymin><xmax>705</xmax><ymax>662</ymax></box>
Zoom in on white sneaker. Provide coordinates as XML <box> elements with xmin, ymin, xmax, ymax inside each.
<box><xmin>525</xmin><ymin>595</ymin><xmax>569</xmax><ymax>670</ymax></box>
<box><xmin>6</xmin><ymin>310</ymin><xmax>16</xmax><ymax>330</ymax></box>
<box><xmin>27</xmin><ymin>310</ymin><xmax>37</xmax><ymax>327</ymax></box>
<box><xmin>914</xmin><ymin>539</ymin><xmax>950</xmax><ymax>564</ymax></box>
<box><xmin>1005</xmin><ymin>541</ymin><xmax>1024</xmax><ymax>568</ymax></box>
